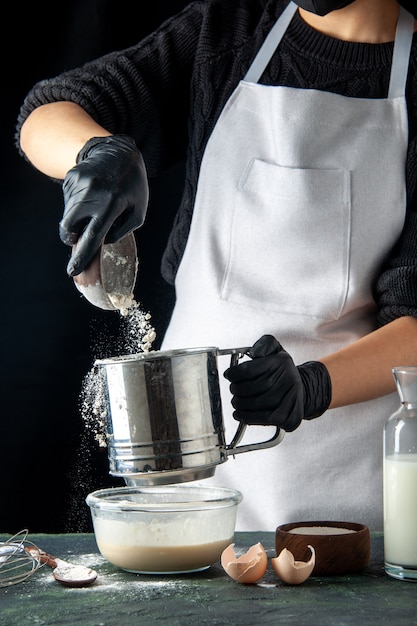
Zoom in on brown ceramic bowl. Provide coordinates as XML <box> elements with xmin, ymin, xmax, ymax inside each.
<box><xmin>275</xmin><ymin>521</ymin><xmax>370</xmax><ymax>576</ymax></box>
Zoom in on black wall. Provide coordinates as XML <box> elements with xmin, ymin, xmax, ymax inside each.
<box><xmin>3</xmin><ymin>1</ymin><xmax>417</xmax><ymax>535</ymax></box>
<box><xmin>1</xmin><ymin>1</ymin><xmax>189</xmax><ymax>533</ymax></box>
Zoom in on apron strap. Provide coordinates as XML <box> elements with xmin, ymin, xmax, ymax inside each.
<box><xmin>388</xmin><ymin>6</ymin><xmax>414</xmax><ymax>98</ymax></box>
<box><xmin>243</xmin><ymin>1</ymin><xmax>297</xmax><ymax>83</ymax></box>
<box><xmin>244</xmin><ymin>1</ymin><xmax>414</xmax><ymax>100</ymax></box>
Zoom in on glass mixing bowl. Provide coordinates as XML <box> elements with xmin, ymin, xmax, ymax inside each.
<box><xmin>86</xmin><ymin>485</ymin><xmax>242</xmax><ymax>574</ymax></box>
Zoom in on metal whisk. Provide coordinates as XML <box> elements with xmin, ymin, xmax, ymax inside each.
<box><xmin>0</xmin><ymin>529</ymin><xmax>43</xmax><ymax>587</ymax></box>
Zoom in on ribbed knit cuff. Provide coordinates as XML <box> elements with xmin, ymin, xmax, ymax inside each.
<box><xmin>76</xmin><ymin>135</ymin><xmax>137</xmax><ymax>163</ymax></box>
<box><xmin>298</xmin><ymin>361</ymin><xmax>332</xmax><ymax>420</ymax></box>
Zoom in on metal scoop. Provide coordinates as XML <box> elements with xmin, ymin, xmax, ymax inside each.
<box><xmin>73</xmin><ymin>232</ymin><xmax>138</xmax><ymax>311</ymax></box>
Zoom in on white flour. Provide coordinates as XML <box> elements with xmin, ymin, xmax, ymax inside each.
<box><xmin>108</xmin><ymin>292</ymin><xmax>135</xmax><ymax>315</ymax></box>
<box><xmin>64</xmin><ymin>297</ymin><xmax>157</xmax><ymax>531</ymax></box>
<box><xmin>289</xmin><ymin>526</ymin><xmax>356</xmax><ymax>535</ymax></box>
<box><xmin>53</xmin><ymin>561</ymin><xmax>96</xmax><ymax>583</ymax></box>
<box><xmin>35</xmin><ymin>552</ymin><xmax>191</xmax><ymax>595</ymax></box>
<box><xmin>79</xmin><ymin>299</ymin><xmax>156</xmax><ymax>447</ymax></box>
<box><xmin>79</xmin><ymin>367</ymin><xmax>108</xmax><ymax>447</ymax></box>
<box><xmin>117</xmin><ymin>300</ymin><xmax>156</xmax><ymax>353</ymax></box>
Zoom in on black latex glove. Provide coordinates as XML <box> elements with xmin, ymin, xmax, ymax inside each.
<box><xmin>60</xmin><ymin>135</ymin><xmax>149</xmax><ymax>276</ymax></box>
<box><xmin>224</xmin><ymin>335</ymin><xmax>332</xmax><ymax>432</ymax></box>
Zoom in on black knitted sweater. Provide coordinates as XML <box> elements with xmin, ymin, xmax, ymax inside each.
<box><xmin>16</xmin><ymin>0</ymin><xmax>417</xmax><ymax>326</ymax></box>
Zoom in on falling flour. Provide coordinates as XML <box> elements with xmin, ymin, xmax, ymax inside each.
<box><xmin>79</xmin><ymin>299</ymin><xmax>157</xmax><ymax>448</ymax></box>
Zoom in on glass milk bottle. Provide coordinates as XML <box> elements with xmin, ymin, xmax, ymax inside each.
<box><xmin>383</xmin><ymin>366</ymin><xmax>417</xmax><ymax>581</ymax></box>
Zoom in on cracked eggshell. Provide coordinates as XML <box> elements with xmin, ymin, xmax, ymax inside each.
<box><xmin>271</xmin><ymin>545</ymin><xmax>315</xmax><ymax>584</ymax></box>
<box><xmin>221</xmin><ymin>542</ymin><xmax>268</xmax><ymax>583</ymax></box>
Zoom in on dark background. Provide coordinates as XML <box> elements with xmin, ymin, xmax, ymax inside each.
<box><xmin>3</xmin><ymin>1</ymin><xmax>417</xmax><ymax>535</ymax></box>
<box><xmin>1</xmin><ymin>1</ymin><xmax>190</xmax><ymax>533</ymax></box>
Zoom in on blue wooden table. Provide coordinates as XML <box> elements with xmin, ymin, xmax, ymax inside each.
<box><xmin>1</xmin><ymin>531</ymin><xmax>416</xmax><ymax>626</ymax></box>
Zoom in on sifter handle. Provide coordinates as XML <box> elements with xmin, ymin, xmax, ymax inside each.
<box><xmin>217</xmin><ymin>347</ymin><xmax>285</xmax><ymax>456</ymax></box>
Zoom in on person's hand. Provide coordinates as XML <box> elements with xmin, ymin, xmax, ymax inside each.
<box><xmin>224</xmin><ymin>335</ymin><xmax>332</xmax><ymax>432</ymax></box>
<box><xmin>60</xmin><ymin>135</ymin><xmax>149</xmax><ymax>276</ymax></box>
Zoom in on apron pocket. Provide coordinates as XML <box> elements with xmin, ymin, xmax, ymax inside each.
<box><xmin>221</xmin><ymin>159</ymin><xmax>351</xmax><ymax>320</ymax></box>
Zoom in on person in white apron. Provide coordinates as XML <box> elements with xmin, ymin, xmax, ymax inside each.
<box><xmin>161</xmin><ymin>1</ymin><xmax>416</xmax><ymax>531</ymax></box>
<box><xmin>17</xmin><ymin>0</ymin><xmax>417</xmax><ymax>532</ymax></box>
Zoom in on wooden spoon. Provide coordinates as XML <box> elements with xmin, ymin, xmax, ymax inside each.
<box><xmin>26</xmin><ymin>548</ymin><xmax>98</xmax><ymax>587</ymax></box>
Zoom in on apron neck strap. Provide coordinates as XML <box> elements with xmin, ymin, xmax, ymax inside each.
<box><xmin>244</xmin><ymin>1</ymin><xmax>414</xmax><ymax>99</ymax></box>
<box><xmin>244</xmin><ymin>1</ymin><xmax>297</xmax><ymax>84</ymax></box>
<box><xmin>389</xmin><ymin>6</ymin><xmax>414</xmax><ymax>98</ymax></box>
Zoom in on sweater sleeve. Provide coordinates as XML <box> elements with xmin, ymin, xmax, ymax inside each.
<box><xmin>375</xmin><ymin>210</ymin><xmax>417</xmax><ymax>325</ymax></box>
<box><xmin>374</xmin><ymin>51</ymin><xmax>417</xmax><ymax>327</ymax></box>
<box><xmin>15</xmin><ymin>1</ymin><xmax>205</xmax><ymax>177</ymax></box>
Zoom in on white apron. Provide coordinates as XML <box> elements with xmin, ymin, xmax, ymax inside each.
<box><xmin>162</xmin><ymin>3</ymin><xmax>414</xmax><ymax>531</ymax></box>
